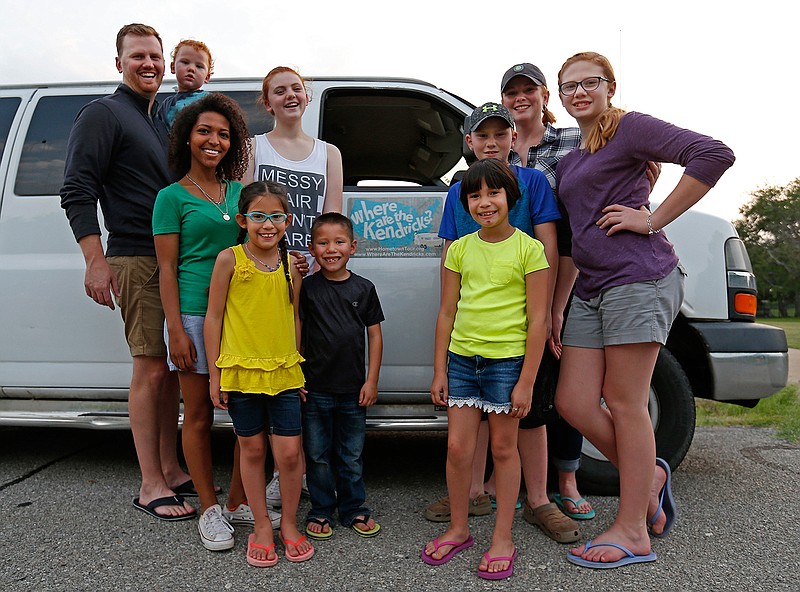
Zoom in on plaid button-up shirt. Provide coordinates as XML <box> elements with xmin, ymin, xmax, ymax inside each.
<box><xmin>508</xmin><ymin>123</ymin><xmax>581</xmax><ymax>195</ymax></box>
<box><xmin>509</xmin><ymin>123</ymin><xmax>581</xmax><ymax>257</ymax></box>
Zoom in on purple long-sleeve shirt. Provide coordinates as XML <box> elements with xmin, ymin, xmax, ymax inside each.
<box><xmin>556</xmin><ymin>112</ymin><xmax>735</xmax><ymax>300</ymax></box>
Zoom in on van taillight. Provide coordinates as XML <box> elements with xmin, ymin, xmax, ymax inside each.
<box><xmin>725</xmin><ymin>238</ymin><xmax>757</xmax><ymax>321</ymax></box>
<box><xmin>734</xmin><ymin>293</ymin><xmax>757</xmax><ymax>316</ymax></box>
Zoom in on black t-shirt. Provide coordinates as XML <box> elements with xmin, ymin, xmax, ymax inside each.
<box><xmin>300</xmin><ymin>271</ymin><xmax>384</xmax><ymax>393</ymax></box>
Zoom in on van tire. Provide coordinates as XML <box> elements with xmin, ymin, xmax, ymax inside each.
<box><xmin>575</xmin><ymin>347</ymin><xmax>696</xmax><ymax>496</ymax></box>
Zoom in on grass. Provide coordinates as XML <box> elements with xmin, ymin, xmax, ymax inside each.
<box><xmin>696</xmin><ymin>385</ymin><xmax>800</xmax><ymax>442</ymax></box>
<box><xmin>759</xmin><ymin>317</ymin><xmax>800</xmax><ymax>349</ymax></box>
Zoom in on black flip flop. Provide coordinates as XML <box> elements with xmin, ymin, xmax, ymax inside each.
<box><xmin>351</xmin><ymin>516</ymin><xmax>381</xmax><ymax>538</ymax></box>
<box><xmin>305</xmin><ymin>517</ymin><xmax>334</xmax><ymax>540</ymax></box>
<box><xmin>173</xmin><ymin>479</ymin><xmax>223</xmax><ymax>497</ymax></box>
<box><xmin>132</xmin><ymin>495</ymin><xmax>196</xmax><ymax>522</ymax></box>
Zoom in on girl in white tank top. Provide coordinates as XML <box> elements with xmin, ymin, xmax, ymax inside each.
<box><xmin>246</xmin><ymin>67</ymin><xmax>343</xmax><ymax>269</ymax></box>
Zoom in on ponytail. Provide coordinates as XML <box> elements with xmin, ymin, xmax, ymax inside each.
<box><xmin>278</xmin><ymin>237</ymin><xmax>293</xmax><ymax>303</ymax></box>
<box><xmin>583</xmin><ymin>106</ymin><xmax>625</xmax><ymax>154</ymax></box>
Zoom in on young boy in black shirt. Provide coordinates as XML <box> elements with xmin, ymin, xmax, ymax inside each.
<box><xmin>300</xmin><ymin>213</ymin><xmax>384</xmax><ymax>540</ymax></box>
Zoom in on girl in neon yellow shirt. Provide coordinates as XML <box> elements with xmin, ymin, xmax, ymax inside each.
<box><xmin>422</xmin><ymin>158</ymin><xmax>550</xmax><ymax>579</ymax></box>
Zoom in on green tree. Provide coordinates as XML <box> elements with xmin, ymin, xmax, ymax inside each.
<box><xmin>734</xmin><ymin>178</ymin><xmax>800</xmax><ymax>317</ymax></box>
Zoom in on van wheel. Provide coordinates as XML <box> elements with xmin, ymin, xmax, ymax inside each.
<box><xmin>575</xmin><ymin>347</ymin><xmax>696</xmax><ymax>496</ymax></box>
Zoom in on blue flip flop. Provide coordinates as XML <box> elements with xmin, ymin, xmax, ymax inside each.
<box><xmin>566</xmin><ymin>539</ymin><xmax>656</xmax><ymax>569</ymax></box>
<box><xmin>490</xmin><ymin>497</ymin><xmax>522</xmax><ymax>510</ymax></box>
<box><xmin>648</xmin><ymin>457</ymin><xmax>677</xmax><ymax>538</ymax></box>
<box><xmin>553</xmin><ymin>493</ymin><xmax>596</xmax><ymax>520</ymax></box>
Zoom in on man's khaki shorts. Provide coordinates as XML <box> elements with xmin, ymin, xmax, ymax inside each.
<box><xmin>106</xmin><ymin>256</ymin><xmax>167</xmax><ymax>357</ymax></box>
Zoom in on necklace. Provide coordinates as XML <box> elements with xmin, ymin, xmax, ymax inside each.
<box><xmin>244</xmin><ymin>243</ymin><xmax>281</xmax><ymax>272</ymax></box>
<box><xmin>186</xmin><ymin>174</ymin><xmax>230</xmax><ymax>221</ymax></box>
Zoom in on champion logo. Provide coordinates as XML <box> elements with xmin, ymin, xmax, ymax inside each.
<box><xmin>352</xmin><ymin>301</ymin><xmax>359</xmax><ymax>308</ymax></box>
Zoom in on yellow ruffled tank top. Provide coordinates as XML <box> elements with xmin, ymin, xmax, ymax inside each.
<box><xmin>216</xmin><ymin>244</ymin><xmax>305</xmax><ymax>395</ymax></box>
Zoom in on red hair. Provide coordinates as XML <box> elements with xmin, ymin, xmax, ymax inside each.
<box><xmin>115</xmin><ymin>23</ymin><xmax>162</xmax><ymax>56</ymax></box>
<box><xmin>558</xmin><ymin>52</ymin><xmax>625</xmax><ymax>153</ymax></box>
<box><xmin>259</xmin><ymin>66</ymin><xmax>307</xmax><ymax>106</ymax></box>
<box><xmin>171</xmin><ymin>39</ymin><xmax>214</xmax><ymax>75</ymax></box>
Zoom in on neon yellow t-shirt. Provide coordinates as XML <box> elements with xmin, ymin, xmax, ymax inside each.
<box><xmin>444</xmin><ymin>229</ymin><xmax>548</xmax><ymax>358</ymax></box>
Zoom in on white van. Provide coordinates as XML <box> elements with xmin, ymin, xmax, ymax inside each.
<box><xmin>0</xmin><ymin>77</ymin><xmax>788</xmax><ymax>492</ymax></box>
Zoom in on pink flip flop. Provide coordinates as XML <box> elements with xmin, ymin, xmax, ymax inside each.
<box><xmin>421</xmin><ymin>535</ymin><xmax>475</xmax><ymax>566</ymax></box>
<box><xmin>477</xmin><ymin>548</ymin><xmax>517</xmax><ymax>580</ymax></box>
<box><xmin>280</xmin><ymin>533</ymin><xmax>315</xmax><ymax>563</ymax></box>
<box><xmin>246</xmin><ymin>534</ymin><xmax>278</xmax><ymax>568</ymax></box>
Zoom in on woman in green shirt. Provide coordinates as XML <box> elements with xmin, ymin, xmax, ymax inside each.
<box><xmin>153</xmin><ymin>93</ymin><xmax>253</xmax><ymax>552</ymax></box>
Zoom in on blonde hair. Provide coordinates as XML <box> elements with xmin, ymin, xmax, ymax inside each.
<box><xmin>558</xmin><ymin>52</ymin><xmax>625</xmax><ymax>153</ymax></box>
<box><xmin>541</xmin><ymin>91</ymin><xmax>557</xmax><ymax>126</ymax></box>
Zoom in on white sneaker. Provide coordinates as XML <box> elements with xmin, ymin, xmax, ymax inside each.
<box><xmin>198</xmin><ymin>504</ymin><xmax>234</xmax><ymax>551</ymax></box>
<box><xmin>266</xmin><ymin>471</ymin><xmax>309</xmax><ymax>505</ymax></box>
<box><xmin>223</xmin><ymin>502</ymin><xmax>282</xmax><ymax>530</ymax></box>
<box><xmin>268</xmin><ymin>506</ymin><xmax>281</xmax><ymax>530</ymax></box>
<box><xmin>266</xmin><ymin>472</ymin><xmax>282</xmax><ymax>507</ymax></box>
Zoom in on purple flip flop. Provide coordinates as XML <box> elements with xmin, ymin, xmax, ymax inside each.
<box><xmin>478</xmin><ymin>548</ymin><xmax>517</xmax><ymax>580</ymax></box>
<box><xmin>648</xmin><ymin>457</ymin><xmax>677</xmax><ymax>538</ymax></box>
<box><xmin>421</xmin><ymin>535</ymin><xmax>475</xmax><ymax>566</ymax></box>
<box><xmin>567</xmin><ymin>539</ymin><xmax>656</xmax><ymax>569</ymax></box>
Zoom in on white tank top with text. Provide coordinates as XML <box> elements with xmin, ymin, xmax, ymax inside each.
<box><xmin>252</xmin><ymin>134</ymin><xmax>328</xmax><ymax>258</ymax></box>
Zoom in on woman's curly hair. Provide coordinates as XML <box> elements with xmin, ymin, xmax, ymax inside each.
<box><xmin>168</xmin><ymin>92</ymin><xmax>251</xmax><ymax>180</ymax></box>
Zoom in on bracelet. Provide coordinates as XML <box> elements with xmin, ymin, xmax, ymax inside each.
<box><xmin>647</xmin><ymin>214</ymin><xmax>661</xmax><ymax>235</ymax></box>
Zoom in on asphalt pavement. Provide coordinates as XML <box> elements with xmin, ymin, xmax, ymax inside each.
<box><xmin>1</xmin><ymin>420</ymin><xmax>798</xmax><ymax>591</ymax></box>
<box><xmin>1</xmin><ymin>349</ymin><xmax>797</xmax><ymax>591</ymax></box>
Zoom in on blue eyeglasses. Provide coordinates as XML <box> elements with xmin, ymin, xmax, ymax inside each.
<box><xmin>242</xmin><ymin>212</ymin><xmax>289</xmax><ymax>224</ymax></box>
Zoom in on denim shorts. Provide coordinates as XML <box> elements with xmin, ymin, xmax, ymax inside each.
<box><xmin>446</xmin><ymin>351</ymin><xmax>524</xmax><ymax>414</ymax></box>
<box><xmin>563</xmin><ymin>265</ymin><xmax>685</xmax><ymax>349</ymax></box>
<box><xmin>226</xmin><ymin>389</ymin><xmax>302</xmax><ymax>437</ymax></box>
<box><xmin>164</xmin><ymin>315</ymin><xmax>209</xmax><ymax>374</ymax></box>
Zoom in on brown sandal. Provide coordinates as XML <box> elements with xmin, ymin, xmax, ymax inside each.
<box><xmin>424</xmin><ymin>493</ymin><xmax>492</xmax><ymax>522</ymax></box>
<box><xmin>523</xmin><ymin>500</ymin><xmax>580</xmax><ymax>543</ymax></box>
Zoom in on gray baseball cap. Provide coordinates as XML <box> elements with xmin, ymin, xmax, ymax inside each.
<box><xmin>501</xmin><ymin>63</ymin><xmax>547</xmax><ymax>92</ymax></box>
<box><xmin>465</xmin><ymin>102</ymin><xmax>514</xmax><ymax>134</ymax></box>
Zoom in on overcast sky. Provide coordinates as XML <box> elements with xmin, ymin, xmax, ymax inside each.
<box><xmin>1</xmin><ymin>0</ymin><xmax>795</xmax><ymax>223</ymax></box>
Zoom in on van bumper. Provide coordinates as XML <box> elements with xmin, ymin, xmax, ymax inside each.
<box><xmin>689</xmin><ymin>321</ymin><xmax>789</xmax><ymax>401</ymax></box>
<box><xmin>0</xmin><ymin>396</ymin><xmax>449</xmax><ymax>431</ymax></box>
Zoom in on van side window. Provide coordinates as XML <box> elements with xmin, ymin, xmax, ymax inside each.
<box><xmin>155</xmin><ymin>90</ymin><xmax>275</xmax><ymax>135</ymax></box>
<box><xmin>219</xmin><ymin>91</ymin><xmax>274</xmax><ymax>136</ymax></box>
<box><xmin>15</xmin><ymin>95</ymin><xmax>99</xmax><ymax>196</ymax></box>
<box><xmin>320</xmin><ymin>89</ymin><xmax>466</xmax><ymax>187</ymax></box>
<box><xmin>0</xmin><ymin>97</ymin><xmax>21</xmax><ymax>164</ymax></box>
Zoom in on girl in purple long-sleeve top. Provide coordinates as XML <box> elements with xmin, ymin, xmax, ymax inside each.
<box><xmin>553</xmin><ymin>51</ymin><xmax>735</xmax><ymax>569</ymax></box>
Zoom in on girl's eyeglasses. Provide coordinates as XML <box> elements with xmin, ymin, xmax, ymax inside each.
<box><xmin>558</xmin><ymin>76</ymin><xmax>611</xmax><ymax>96</ymax></box>
<box><xmin>242</xmin><ymin>212</ymin><xmax>289</xmax><ymax>224</ymax></box>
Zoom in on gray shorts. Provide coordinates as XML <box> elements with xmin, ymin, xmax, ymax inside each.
<box><xmin>164</xmin><ymin>314</ymin><xmax>209</xmax><ymax>374</ymax></box>
<box><xmin>562</xmin><ymin>266</ymin><xmax>685</xmax><ymax>349</ymax></box>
